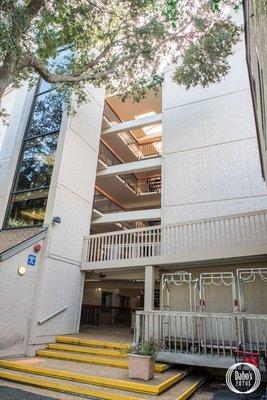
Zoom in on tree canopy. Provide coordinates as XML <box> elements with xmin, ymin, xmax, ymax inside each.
<box><xmin>0</xmin><ymin>0</ymin><xmax>241</xmax><ymax>118</ymax></box>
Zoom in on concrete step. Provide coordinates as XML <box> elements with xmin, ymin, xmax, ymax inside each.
<box><xmin>47</xmin><ymin>342</ymin><xmax>127</xmax><ymax>358</ymax></box>
<box><xmin>55</xmin><ymin>335</ymin><xmax>130</xmax><ymax>350</ymax></box>
<box><xmin>0</xmin><ymin>366</ymin><xmax>206</xmax><ymax>399</ymax></box>
<box><xmin>0</xmin><ymin>368</ymin><xmax>143</xmax><ymax>400</ymax></box>
<box><xmin>0</xmin><ymin>359</ymin><xmax>191</xmax><ymax>395</ymax></box>
<box><xmin>36</xmin><ymin>349</ymin><xmax>169</xmax><ymax>373</ymax></box>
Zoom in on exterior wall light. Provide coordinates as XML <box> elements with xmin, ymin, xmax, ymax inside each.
<box><xmin>52</xmin><ymin>216</ymin><xmax>61</xmax><ymax>224</ymax></box>
<box><xmin>18</xmin><ymin>266</ymin><xmax>26</xmax><ymax>276</ymax></box>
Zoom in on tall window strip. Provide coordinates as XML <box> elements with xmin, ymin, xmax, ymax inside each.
<box><xmin>257</xmin><ymin>59</ymin><xmax>267</xmax><ymax>150</ymax></box>
<box><xmin>4</xmin><ymin>80</ymin><xmax>63</xmax><ymax>228</ymax></box>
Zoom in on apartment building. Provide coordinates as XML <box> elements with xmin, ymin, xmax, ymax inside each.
<box><xmin>244</xmin><ymin>0</ymin><xmax>267</xmax><ymax>179</ymax></box>
<box><xmin>0</xmin><ymin>8</ymin><xmax>267</xmax><ymax>373</ymax></box>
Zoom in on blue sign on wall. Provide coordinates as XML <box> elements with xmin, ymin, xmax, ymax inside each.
<box><xmin>27</xmin><ymin>254</ymin><xmax>36</xmax><ymax>266</ymax></box>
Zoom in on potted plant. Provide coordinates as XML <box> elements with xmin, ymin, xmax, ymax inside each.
<box><xmin>128</xmin><ymin>337</ymin><xmax>162</xmax><ymax>381</ymax></box>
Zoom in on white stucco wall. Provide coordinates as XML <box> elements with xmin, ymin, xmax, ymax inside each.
<box><xmin>27</xmin><ymin>85</ymin><xmax>105</xmax><ymax>350</ymax></box>
<box><xmin>0</xmin><ymin>239</ymin><xmax>44</xmax><ymax>357</ymax></box>
<box><xmin>161</xmin><ymin>14</ymin><xmax>267</xmax><ymax>224</ymax></box>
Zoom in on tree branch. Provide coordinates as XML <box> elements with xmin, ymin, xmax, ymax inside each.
<box><xmin>26</xmin><ymin>0</ymin><xmax>46</xmax><ymax>19</ymax></box>
<box><xmin>20</xmin><ymin>28</ymin><xmax>200</xmax><ymax>86</ymax></box>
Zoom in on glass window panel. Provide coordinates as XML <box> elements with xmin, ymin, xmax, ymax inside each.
<box><xmin>49</xmin><ymin>48</ymin><xmax>72</xmax><ymax>72</ymax></box>
<box><xmin>38</xmin><ymin>49</ymin><xmax>72</xmax><ymax>94</ymax></box>
<box><xmin>15</xmin><ymin>133</ymin><xmax>58</xmax><ymax>191</ymax></box>
<box><xmin>38</xmin><ymin>79</ymin><xmax>52</xmax><ymax>94</ymax></box>
<box><xmin>6</xmin><ymin>189</ymin><xmax>49</xmax><ymax>228</ymax></box>
<box><xmin>26</xmin><ymin>91</ymin><xmax>63</xmax><ymax>139</ymax></box>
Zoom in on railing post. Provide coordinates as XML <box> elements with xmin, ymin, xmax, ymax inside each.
<box><xmin>134</xmin><ymin>313</ymin><xmax>141</xmax><ymax>345</ymax></box>
<box><xmin>144</xmin><ymin>266</ymin><xmax>156</xmax><ymax>311</ymax></box>
<box><xmin>81</xmin><ymin>236</ymin><xmax>89</xmax><ymax>267</ymax></box>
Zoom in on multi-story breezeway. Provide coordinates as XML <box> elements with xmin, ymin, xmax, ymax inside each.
<box><xmin>0</xmin><ymin>7</ymin><xmax>267</xmax><ymax>378</ymax></box>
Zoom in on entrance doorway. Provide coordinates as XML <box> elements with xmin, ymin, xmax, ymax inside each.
<box><xmin>79</xmin><ymin>271</ymin><xmax>160</xmax><ymax>332</ymax></box>
<box><xmin>80</xmin><ymin>275</ymin><xmax>144</xmax><ymax>331</ymax></box>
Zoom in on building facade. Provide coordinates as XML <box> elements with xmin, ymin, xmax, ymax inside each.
<box><xmin>0</xmin><ymin>9</ymin><xmax>267</xmax><ymax>369</ymax></box>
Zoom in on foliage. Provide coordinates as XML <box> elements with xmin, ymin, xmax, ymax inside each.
<box><xmin>128</xmin><ymin>337</ymin><xmax>163</xmax><ymax>357</ymax></box>
<box><xmin>0</xmin><ymin>0</ymin><xmax>241</xmax><ymax>118</ymax></box>
<box><xmin>174</xmin><ymin>20</ymin><xmax>240</xmax><ymax>88</ymax></box>
<box><xmin>7</xmin><ymin>217</ymin><xmax>35</xmax><ymax>228</ymax></box>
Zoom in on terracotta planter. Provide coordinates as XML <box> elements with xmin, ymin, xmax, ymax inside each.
<box><xmin>128</xmin><ymin>354</ymin><xmax>155</xmax><ymax>381</ymax></box>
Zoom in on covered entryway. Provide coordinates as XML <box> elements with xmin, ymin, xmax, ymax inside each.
<box><xmin>79</xmin><ymin>268</ymin><xmax>160</xmax><ymax>333</ymax></box>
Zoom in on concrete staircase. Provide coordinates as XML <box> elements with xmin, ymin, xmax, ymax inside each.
<box><xmin>0</xmin><ymin>336</ymin><xmax>207</xmax><ymax>399</ymax></box>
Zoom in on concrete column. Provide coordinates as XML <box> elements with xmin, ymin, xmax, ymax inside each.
<box><xmin>27</xmin><ymin>85</ymin><xmax>105</xmax><ymax>350</ymax></box>
<box><xmin>144</xmin><ymin>265</ymin><xmax>155</xmax><ymax>311</ymax></box>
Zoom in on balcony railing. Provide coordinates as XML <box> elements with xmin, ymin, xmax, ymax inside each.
<box><xmin>82</xmin><ymin>209</ymin><xmax>267</xmax><ymax>269</ymax></box>
<box><xmin>136</xmin><ymin>176</ymin><xmax>161</xmax><ymax>194</ymax></box>
<box><xmin>98</xmin><ymin>142</ymin><xmax>161</xmax><ymax>195</ymax></box>
<box><xmin>99</xmin><ymin>141</ymin><xmax>121</xmax><ymax>167</ymax></box>
<box><xmin>92</xmin><ymin>190</ymin><xmax>158</xmax><ymax>230</ymax></box>
<box><xmin>119</xmin><ymin>175</ymin><xmax>161</xmax><ymax>195</ymax></box>
<box><xmin>135</xmin><ymin>310</ymin><xmax>267</xmax><ymax>369</ymax></box>
<box><xmin>120</xmin><ymin>132</ymin><xmax>162</xmax><ymax>159</ymax></box>
<box><xmin>80</xmin><ymin>305</ymin><xmax>131</xmax><ymax>326</ymax></box>
<box><xmin>93</xmin><ymin>189</ymin><xmax>123</xmax><ymax>214</ymax></box>
<box><xmin>98</xmin><ymin>141</ymin><xmax>139</xmax><ymax>189</ymax></box>
<box><xmin>103</xmin><ymin>101</ymin><xmax>162</xmax><ymax>160</ymax></box>
<box><xmin>130</xmin><ymin>140</ymin><xmax>162</xmax><ymax>159</ymax></box>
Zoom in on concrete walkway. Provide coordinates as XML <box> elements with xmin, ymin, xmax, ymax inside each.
<box><xmin>0</xmin><ymin>328</ymin><xmax>213</xmax><ymax>399</ymax></box>
<box><xmin>79</xmin><ymin>325</ymin><xmax>133</xmax><ymax>343</ymax></box>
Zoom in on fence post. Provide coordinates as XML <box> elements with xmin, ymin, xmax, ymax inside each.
<box><xmin>134</xmin><ymin>313</ymin><xmax>141</xmax><ymax>345</ymax></box>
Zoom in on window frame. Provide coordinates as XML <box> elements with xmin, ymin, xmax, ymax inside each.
<box><xmin>3</xmin><ymin>80</ymin><xmax>62</xmax><ymax>229</ymax></box>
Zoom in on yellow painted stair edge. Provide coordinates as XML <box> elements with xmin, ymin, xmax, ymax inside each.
<box><xmin>0</xmin><ymin>370</ymin><xmax>144</xmax><ymax>400</ymax></box>
<box><xmin>56</xmin><ymin>335</ymin><xmax>130</xmax><ymax>350</ymax></box>
<box><xmin>37</xmin><ymin>349</ymin><xmax>168</xmax><ymax>373</ymax></box>
<box><xmin>47</xmin><ymin>343</ymin><xmax>127</xmax><ymax>358</ymax></box>
<box><xmin>0</xmin><ymin>360</ymin><xmax>190</xmax><ymax>395</ymax></box>
<box><xmin>175</xmin><ymin>377</ymin><xmax>207</xmax><ymax>400</ymax></box>
<box><xmin>158</xmin><ymin>368</ymin><xmax>193</xmax><ymax>393</ymax></box>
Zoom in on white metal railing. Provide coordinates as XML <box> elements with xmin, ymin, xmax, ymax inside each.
<box><xmin>82</xmin><ymin>210</ymin><xmax>267</xmax><ymax>267</ymax></box>
<box><xmin>135</xmin><ymin>310</ymin><xmax>267</xmax><ymax>360</ymax></box>
<box><xmin>38</xmin><ymin>305</ymin><xmax>68</xmax><ymax>325</ymax></box>
<box><xmin>119</xmin><ymin>131</ymin><xmax>162</xmax><ymax>159</ymax></box>
<box><xmin>129</xmin><ymin>140</ymin><xmax>162</xmax><ymax>159</ymax></box>
<box><xmin>136</xmin><ymin>176</ymin><xmax>161</xmax><ymax>194</ymax></box>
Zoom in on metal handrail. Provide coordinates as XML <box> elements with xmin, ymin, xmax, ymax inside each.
<box><xmin>38</xmin><ymin>305</ymin><xmax>68</xmax><ymax>325</ymax></box>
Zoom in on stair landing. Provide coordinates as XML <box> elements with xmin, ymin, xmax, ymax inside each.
<box><xmin>0</xmin><ymin>333</ymin><xmax>207</xmax><ymax>399</ymax></box>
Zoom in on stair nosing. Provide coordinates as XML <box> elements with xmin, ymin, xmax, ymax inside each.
<box><xmin>0</xmin><ymin>360</ymin><xmax>191</xmax><ymax>395</ymax></box>
<box><xmin>0</xmin><ymin>369</ymin><xmax>145</xmax><ymax>400</ymax></box>
<box><xmin>37</xmin><ymin>349</ymin><xmax>168</xmax><ymax>372</ymax></box>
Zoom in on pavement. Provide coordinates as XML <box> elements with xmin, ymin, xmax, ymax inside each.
<box><xmin>0</xmin><ymin>379</ymin><xmax>213</xmax><ymax>400</ymax></box>
<box><xmin>0</xmin><ymin>386</ymin><xmax>60</xmax><ymax>400</ymax></box>
<box><xmin>191</xmin><ymin>381</ymin><xmax>267</xmax><ymax>400</ymax></box>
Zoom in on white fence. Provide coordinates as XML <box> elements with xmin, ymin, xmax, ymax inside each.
<box><xmin>82</xmin><ymin>210</ymin><xmax>267</xmax><ymax>269</ymax></box>
<box><xmin>135</xmin><ymin>311</ymin><xmax>267</xmax><ymax>361</ymax></box>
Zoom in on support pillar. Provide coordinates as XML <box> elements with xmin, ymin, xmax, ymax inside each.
<box><xmin>144</xmin><ymin>265</ymin><xmax>156</xmax><ymax>311</ymax></box>
<box><xmin>27</xmin><ymin>85</ymin><xmax>105</xmax><ymax>350</ymax></box>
